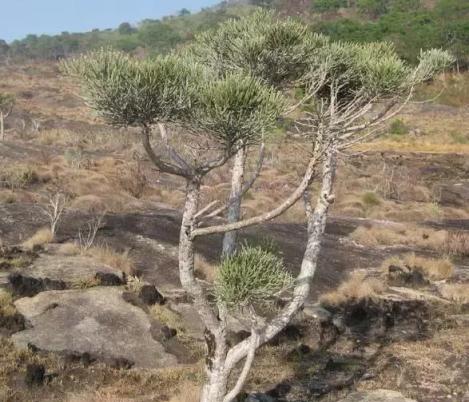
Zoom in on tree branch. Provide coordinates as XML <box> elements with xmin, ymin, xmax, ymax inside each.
<box><xmin>140</xmin><ymin>125</ymin><xmax>192</xmax><ymax>178</ymax></box>
<box><xmin>191</xmin><ymin>151</ymin><xmax>321</xmax><ymax>239</ymax></box>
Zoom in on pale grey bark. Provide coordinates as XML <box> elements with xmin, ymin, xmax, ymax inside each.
<box><xmin>222</xmin><ymin>146</ymin><xmax>246</xmax><ymax>256</ymax></box>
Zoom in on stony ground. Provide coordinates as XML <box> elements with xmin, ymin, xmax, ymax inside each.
<box><xmin>0</xmin><ymin>61</ymin><xmax>468</xmax><ymax>402</ymax></box>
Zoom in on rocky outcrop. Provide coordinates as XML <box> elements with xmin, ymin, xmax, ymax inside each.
<box><xmin>9</xmin><ymin>254</ymin><xmax>123</xmax><ymax>296</ymax></box>
<box><xmin>12</xmin><ymin>287</ymin><xmax>178</xmax><ymax>369</ymax></box>
<box><xmin>338</xmin><ymin>389</ymin><xmax>417</xmax><ymax>402</ymax></box>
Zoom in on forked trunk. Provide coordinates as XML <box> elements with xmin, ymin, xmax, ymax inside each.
<box><xmin>222</xmin><ymin>147</ymin><xmax>246</xmax><ymax>256</ymax></box>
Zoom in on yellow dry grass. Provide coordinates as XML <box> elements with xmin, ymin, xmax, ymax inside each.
<box><xmin>350</xmin><ymin>225</ymin><xmax>448</xmax><ymax>251</ymax></box>
<box><xmin>195</xmin><ymin>254</ymin><xmax>217</xmax><ymax>282</ymax></box>
<box><xmin>168</xmin><ymin>381</ymin><xmax>201</xmax><ymax>402</ymax></box>
<box><xmin>22</xmin><ymin>227</ymin><xmax>54</xmax><ymax>250</ymax></box>
<box><xmin>382</xmin><ymin>254</ymin><xmax>454</xmax><ymax>281</ymax></box>
<box><xmin>57</xmin><ymin>242</ymin><xmax>81</xmax><ymax>256</ymax></box>
<box><xmin>87</xmin><ymin>246</ymin><xmax>135</xmax><ymax>275</ymax></box>
<box><xmin>0</xmin><ymin>290</ymin><xmax>16</xmax><ymax>318</ymax></box>
<box><xmin>320</xmin><ymin>271</ymin><xmax>386</xmax><ymax>307</ymax></box>
<box><xmin>439</xmin><ymin>283</ymin><xmax>469</xmax><ymax>304</ymax></box>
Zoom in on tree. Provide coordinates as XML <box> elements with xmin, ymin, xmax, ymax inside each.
<box><xmin>64</xmin><ymin>26</ymin><xmax>452</xmax><ymax>402</ymax></box>
<box><xmin>185</xmin><ymin>10</ymin><xmax>327</xmax><ymax>256</ymax></box>
<box><xmin>118</xmin><ymin>22</ymin><xmax>135</xmax><ymax>35</ymax></box>
<box><xmin>179</xmin><ymin>8</ymin><xmax>191</xmax><ymax>16</ymax></box>
<box><xmin>0</xmin><ymin>93</ymin><xmax>15</xmax><ymax>141</ymax></box>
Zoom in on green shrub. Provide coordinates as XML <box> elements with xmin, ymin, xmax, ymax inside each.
<box><xmin>313</xmin><ymin>0</ymin><xmax>347</xmax><ymax>11</ymax></box>
<box><xmin>361</xmin><ymin>191</ymin><xmax>381</xmax><ymax>207</ymax></box>
<box><xmin>449</xmin><ymin>131</ymin><xmax>469</xmax><ymax>144</ymax></box>
<box><xmin>389</xmin><ymin>119</ymin><xmax>409</xmax><ymax>135</ymax></box>
<box><xmin>216</xmin><ymin>245</ymin><xmax>292</xmax><ymax>310</ymax></box>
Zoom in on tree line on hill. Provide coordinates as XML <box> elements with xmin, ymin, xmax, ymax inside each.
<box><xmin>0</xmin><ymin>0</ymin><xmax>467</xmax><ymax>68</ymax></box>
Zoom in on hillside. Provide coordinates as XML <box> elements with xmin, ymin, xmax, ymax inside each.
<box><xmin>1</xmin><ymin>0</ymin><xmax>468</xmax><ymax>66</ymax></box>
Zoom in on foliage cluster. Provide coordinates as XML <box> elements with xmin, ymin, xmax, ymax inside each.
<box><xmin>1</xmin><ymin>0</ymin><xmax>466</xmax><ymax>69</ymax></box>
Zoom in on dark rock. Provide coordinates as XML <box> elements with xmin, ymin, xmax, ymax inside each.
<box><xmin>227</xmin><ymin>330</ymin><xmax>250</xmax><ymax>346</ymax></box>
<box><xmin>25</xmin><ymin>364</ymin><xmax>45</xmax><ymax>387</ymax></box>
<box><xmin>268</xmin><ymin>324</ymin><xmax>303</xmax><ymax>346</ymax></box>
<box><xmin>338</xmin><ymin>389</ymin><xmax>417</xmax><ymax>401</ymax></box>
<box><xmin>95</xmin><ymin>272</ymin><xmax>123</xmax><ymax>286</ymax></box>
<box><xmin>139</xmin><ymin>285</ymin><xmax>165</xmax><ymax>305</ymax></box>
<box><xmin>0</xmin><ymin>312</ymin><xmax>25</xmax><ymax>335</ymax></box>
<box><xmin>8</xmin><ymin>273</ymin><xmax>66</xmax><ymax>297</ymax></box>
<box><xmin>245</xmin><ymin>393</ymin><xmax>276</xmax><ymax>402</ymax></box>
<box><xmin>437</xmin><ymin>181</ymin><xmax>469</xmax><ymax>207</ymax></box>
<box><xmin>161</xmin><ymin>325</ymin><xmax>177</xmax><ymax>340</ymax></box>
<box><xmin>388</xmin><ymin>265</ymin><xmax>428</xmax><ymax>287</ymax></box>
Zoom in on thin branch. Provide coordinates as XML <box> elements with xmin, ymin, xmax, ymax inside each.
<box><xmin>140</xmin><ymin>125</ymin><xmax>192</xmax><ymax>178</ymax></box>
<box><xmin>223</xmin><ymin>330</ymin><xmax>259</xmax><ymax>402</ymax></box>
<box><xmin>191</xmin><ymin>149</ymin><xmax>322</xmax><ymax>239</ymax></box>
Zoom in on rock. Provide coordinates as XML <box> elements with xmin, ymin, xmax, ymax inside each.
<box><xmin>14</xmin><ymin>255</ymin><xmax>124</xmax><ymax>293</ymax></box>
<box><xmin>12</xmin><ymin>287</ymin><xmax>178</xmax><ymax>369</ymax></box>
<box><xmin>139</xmin><ymin>285</ymin><xmax>165</xmax><ymax>305</ymax></box>
<box><xmin>25</xmin><ymin>364</ymin><xmax>45</xmax><ymax>387</ymax></box>
<box><xmin>302</xmin><ymin>304</ymin><xmax>332</xmax><ymax>322</ymax></box>
<box><xmin>8</xmin><ymin>273</ymin><xmax>66</xmax><ymax>297</ymax></box>
<box><xmin>245</xmin><ymin>393</ymin><xmax>276</xmax><ymax>402</ymax></box>
<box><xmin>338</xmin><ymin>389</ymin><xmax>417</xmax><ymax>402</ymax></box>
<box><xmin>437</xmin><ymin>181</ymin><xmax>469</xmax><ymax>207</ymax></box>
<box><xmin>161</xmin><ymin>325</ymin><xmax>177</xmax><ymax>339</ymax></box>
<box><xmin>95</xmin><ymin>272</ymin><xmax>123</xmax><ymax>286</ymax></box>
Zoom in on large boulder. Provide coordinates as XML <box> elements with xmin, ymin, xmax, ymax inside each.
<box><xmin>9</xmin><ymin>255</ymin><xmax>123</xmax><ymax>296</ymax></box>
<box><xmin>12</xmin><ymin>287</ymin><xmax>178</xmax><ymax>369</ymax></box>
<box><xmin>338</xmin><ymin>390</ymin><xmax>417</xmax><ymax>402</ymax></box>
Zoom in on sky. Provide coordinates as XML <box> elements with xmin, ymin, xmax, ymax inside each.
<box><xmin>0</xmin><ymin>0</ymin><xmax>221</xmax><ymax>43</ymax></box>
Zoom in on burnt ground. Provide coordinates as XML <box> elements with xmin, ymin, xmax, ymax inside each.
<box><xmin>0</xmin><ymin>202</ymin><xmax>413</xmax><ymax>298</ymax></box>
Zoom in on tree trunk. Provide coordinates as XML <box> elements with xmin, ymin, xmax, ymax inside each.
<box><xmin>178</xmin><ymin>179</ymin><xmax>230</xmax><ymax>402</ymax></box>
<box><xmin>222</xmin><ymin>147</ymin><xmax>246</xmax><ymax>257</ymax></box>
<box><xmin>0</xmin><ymin>111</ymin><xmax>4</xmax><ymax>141</ymax></box>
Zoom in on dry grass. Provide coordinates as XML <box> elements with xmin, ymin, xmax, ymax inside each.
<box><xmin>0</xmin><ymin>164</ymin><xmax>39</xmax><ymax>190</ymax></box>
<box><xmin>438</xmin><ymin>283</ymin><xmax>469</xmax><ymax>304</ymax></box>
<box><xmin>150</xmin><ymin>305</ymin><xmax>186</xmax><ymax>334</ymax></box>
<box><xmin>87</xmin><ymin>245</ymin><xmax>135</xmax><ymax>275</ymax></box>
<box><xmin>382</xmin><ymin>254</ymin><xmax>454</xmax><ymax>281</ymax></box>
<box><xmin>320</xmin><ymin>271</ymin><xmax>386</xmax><ymax>307</ymax></box>
<box><xmin>194</xmin><ymin>254</ymin><xmax>217</xmax><ymax>282</ymax></box>
<box><xmin>57</xmin><ymin>242</ymin><xmax>81</xmax><ymax>256</ymax></box>
<box><xmin>444</xmin><ymin>231</ymin><xmax>469</xmax><ymax>257</ymax></box>
<box><xmin>0</xmin><ymin>290</ymin><xmax>16</xmax><ymax>317</ymax></box>
<box><xmin>350</xmin><ymin>225</ymin><xmax>448</xmax><ymax>251</ymax></box>
<box><xmin>22</xmin><ymin>227</ymin><xmax>54</xmax><ymax>250</ymax></box>
<box><xmin>168</xmin><ymin>381</ymin><xmax>201</xmax><ymax>402</ymax></box>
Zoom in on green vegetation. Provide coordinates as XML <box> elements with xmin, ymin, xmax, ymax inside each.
<box><xmin>215</xmin><ymin>245</ymin><xmax>292</xmax><ymax>309</ymax></box>
<box><xmin>1</xmin><ymin>0</ymin><xmax>466</xmax><ymax>69</ymax></box>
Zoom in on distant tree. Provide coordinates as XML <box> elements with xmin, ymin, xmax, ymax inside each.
<box><xmin>0</xmin><ymin>93</ymin><xmax>15</xmax><ymax>141</ymax></box>
<box><xmin>0</xmin><ymin>40</ymin><xmax>9</xmax><ymax>57</ymax></box>
<box><xmin>313</xmin><ymin>0</ymin><xmax>347</xmax><ymax>12</ymax></box>
<box><xmin>357</xmin><ymin>0</ymin><xmax>388</xmax><ymax>18</ymax></box>
<box><xmin>138</xmin><ymin>21</ymin><xmax>183</xmax><ymax>53</ymax></box>
<box><xmin>179</xmin><ymin>8</ymin><xmax>191</xmax><ymax>16</ymax></box>
<box><xmin>118</xmin><ymin>22</ymin><xmax>135</xmax><ymax>35</ymax></box>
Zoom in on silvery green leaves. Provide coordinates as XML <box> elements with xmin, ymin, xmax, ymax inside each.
<box><xmin>194</xmin><ymin>74</ymin><xmax>284</xmax><ymax>148</ymax></box>
<box><xmin>62</xmin><ymin>49</ymin><xmax>283</xmax><ymax>152</ymax></box>
<box><xmin>215</xmin><ymin>245</ymin><xmax>293</xmax><ymax>312</ymax></box>
<box><xmin>62</xmin><ymin>50</ymin><xmax>204</xmax><ymax>127</ymax></box>
<box><xmin>185</xmin><ymin>9</ymin><xmax>328</xmax><ymax>89</ymax></box>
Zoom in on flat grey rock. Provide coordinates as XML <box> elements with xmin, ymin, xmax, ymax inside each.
<box><xmin>13</xmin><ymin>287</ymin><xmax>178</xmax><ymax>369</ymax></box>
<box><xmin>338</xmin><ymin>390</ymin><xmax>417</xmax><ymax>402</ymax></box>
<box><xmin>18</xmin><ymin>254</ymin><xmax>124</xmax><ymax>284</ymax></box>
